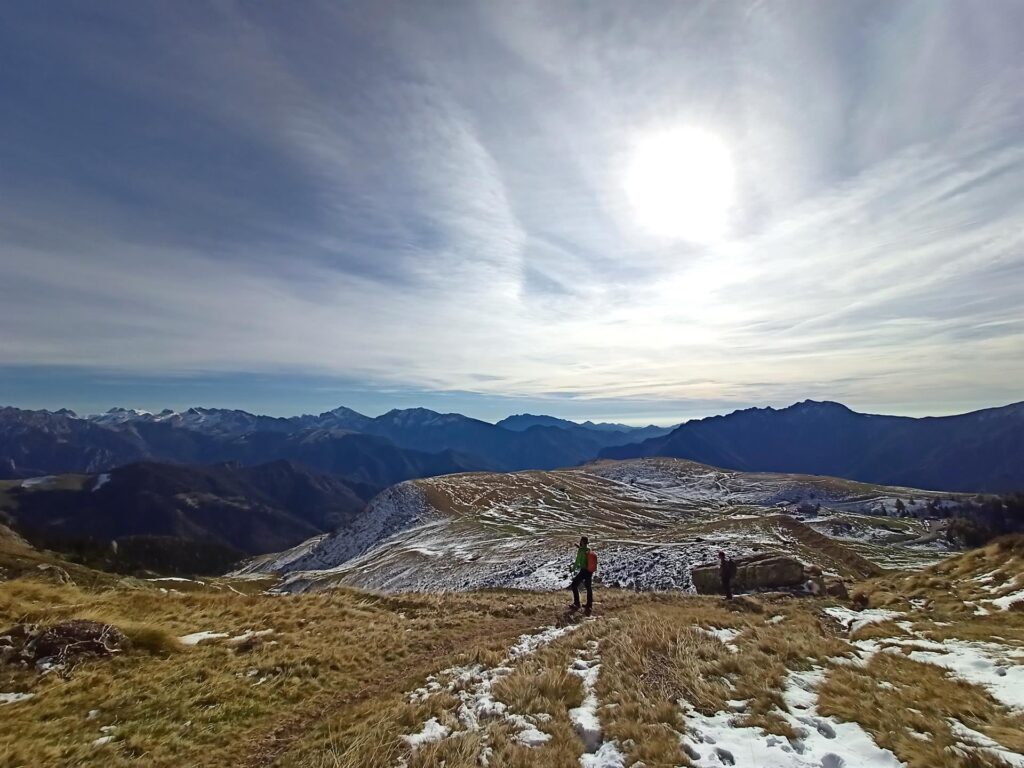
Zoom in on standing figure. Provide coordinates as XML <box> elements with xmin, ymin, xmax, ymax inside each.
<box><xmin>718</xmin><ymin>550</ymin><xmax>737</xmax><ymax>600</ymax></box>
<box><xmin>569</xmin><ymin>535</ymin><xmax>595</xmax><ymax>616</ymax></box>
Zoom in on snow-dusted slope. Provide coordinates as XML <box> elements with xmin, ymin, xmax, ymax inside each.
<box><xmin>236</xmin><ymin>481</ymin><xmax>433</xmax><ymax>575</ymax></box>
<box><xmin>243</xmin><ymin>458</ymin><xmax>958</xmax><ymax>594</ymax></box>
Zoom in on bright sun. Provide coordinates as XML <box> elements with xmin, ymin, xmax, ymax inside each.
<box><xmin>624</xmin><ymin>126</ymin><xmax>736</xmax><ymax>242</ymax></box>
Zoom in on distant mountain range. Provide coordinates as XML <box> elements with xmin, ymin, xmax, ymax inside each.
<box><xmin>0</xmin><ymin>405</ymin><xmax>666</xmax><ymax>489</ymax></box>
<box><xmin>2</xmin><ymin>400</ymin><xmax>1022</xmax><ymax>499</ymax></box>
<box><xmin>495</xmin><ymin>413</ymin><xmax>673</xmax><ymax>441</ymax></box>
<box><xmin>601</xmin><ymin>400</ymin><xmax>1024</xmax><ymax>492</ymax></box>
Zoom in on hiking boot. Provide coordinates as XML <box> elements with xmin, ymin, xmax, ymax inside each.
<box><xmin>567</xmin><ymin>604</ymin><xmax>580</xmax><ymax>612</ymax></box>
<box><xmin>584</xmin><ymin>606</ymin><xmax>592</xmax><ymax>616</ymax></box>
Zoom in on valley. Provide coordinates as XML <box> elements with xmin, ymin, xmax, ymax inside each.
<box><xmin>0</xmin><ymin>461</ymin><xmax>368</xmax><ymax>575</ymax></box>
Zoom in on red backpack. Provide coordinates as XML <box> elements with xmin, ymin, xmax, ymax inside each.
<box><xmin>586</xmin><ymin>550</ymin><xmax>598</xmax><ymax>573</ymax></box>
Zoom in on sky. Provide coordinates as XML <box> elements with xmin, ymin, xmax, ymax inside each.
<box><xmin>2</xmin><ymin>1</ymin><xmax>1022</xmax><ymax>425</ymax></box>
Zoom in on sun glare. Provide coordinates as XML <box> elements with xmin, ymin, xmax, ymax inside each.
<box><xmin>624</xmin><ymin>126</ymin><xmax>736</xmax><ymax>242</ymax></box>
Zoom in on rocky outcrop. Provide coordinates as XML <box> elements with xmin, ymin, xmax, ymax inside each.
<box><xmin>34</xmin><ymin>563</ymin><xmax>75</xmax><ymax>586</ymax></box>
<box><xmin>691</xmin><ymin>552</ymin><xmax>805</xmax><ymax>594</ymax></box>
<box><xmin>803</xmin><ymin>565</ymin><xmax>849</xmax><ymax>599</ymax></box>
<box><xmin>1</xmin><ymin>620</ymin><xmax>128</xmax><ymax>674</ymax></box>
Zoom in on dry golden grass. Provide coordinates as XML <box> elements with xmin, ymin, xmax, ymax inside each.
<box><xmin>0</xmin><ymin>569</ymin><xmax>593</xmax><ymax>768</ymax></box>
<box><xmin>852</xmin><ymin>534</ymin><xmax>1024</xmax><ymax>650</ymax></box>
<box><xmin>2</xmin><ymin>538</ymin><xmax>1023</xmax><ymax>768</ymax></box>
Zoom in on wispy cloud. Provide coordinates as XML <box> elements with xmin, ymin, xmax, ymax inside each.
<box><xmin>0</xmin><ymin>0</ymin><xmax>1021</xmax><ymax>420</ymax></box>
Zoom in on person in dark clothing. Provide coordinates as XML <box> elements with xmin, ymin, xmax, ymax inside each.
<box><xmin>569</xmin><ymin>536</ymin><xmax>594</xmax><ymax>615</ymax></box>
<box><xmin>719</xmin><ymin>550</ymin><xmax>737</xmax><ymax>599</ymax></box>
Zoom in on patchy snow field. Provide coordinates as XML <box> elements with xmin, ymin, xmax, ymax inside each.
<box><xmin>681</xmin><ymin>667</ymin><xmax>906</xmax><ymax>768</ymax></box>
<box><xmin>244</xmin><ymin>458</ymin><xmax>953</xmax><ymax>593</ymax></box>
<box><xmin>387</xmin><ymin>590</ymin><xmax>1024</xmax><ymax>768</ymax></box>
<box><xmin>399</xmin><ymin>622</ymin><xmax>589</xmax><ymax>762</ymax></box>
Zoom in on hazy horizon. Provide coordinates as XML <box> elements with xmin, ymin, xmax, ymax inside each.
<box><xmin>3</xmin><ymin>385</ymin><xmax>1021</xmax><ymax>429</ymax></box>
<box><xmin>2</xmin><ymin>2</ymin><xmax>1022</xmax><ymax>423</ymax></box>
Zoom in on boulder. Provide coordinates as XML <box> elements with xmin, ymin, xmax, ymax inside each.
<box><xmin>805</xmin><ymin>565</ymin><xmax>826</xmax><ymax>596</ymax></box>
<box><xmin>691</xmin><ymin>552</ymin><xmax>805</xmax><ymax>594</ymax></box>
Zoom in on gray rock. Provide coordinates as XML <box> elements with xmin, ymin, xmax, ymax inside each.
<box><xmin>691</xmin><ymin>552</ymin><xmax>805</xmax><ymax>594</ymax></box>
<box><xmin>35</xmin><ymin>563</ymin><xmax>75</xmax><ymax>586</ymax></box>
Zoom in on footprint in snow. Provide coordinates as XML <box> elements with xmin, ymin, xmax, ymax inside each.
<box><xmin>798</xmin><ymin>716</ymin><xmax>837</xmax><ymax>739</ymax></box>
<box><xmin>714</xmin><ymin>746</ymin><xmax>735</xmax><ymax>765</ymax></box>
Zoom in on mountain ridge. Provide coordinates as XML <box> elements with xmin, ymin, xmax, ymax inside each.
<box><xmin>2</xmin><ymin>399</ymin><xmax>1022</xmax><ymax>493</ymax></box>
<box><xmin>601</xmin><ymin>399</ymin><xmax>1024</xmax><ymax>492</ymax></box>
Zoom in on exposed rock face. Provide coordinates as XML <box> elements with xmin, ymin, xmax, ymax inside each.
<box><xmin>691</xmin><ymin>552</ymin><xmax>805</xmax><ymax>594</ymax></box>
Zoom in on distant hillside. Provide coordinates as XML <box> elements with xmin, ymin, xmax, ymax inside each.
<box><xmin>245</xmin><ymin>457</ymin><xmax>971</xmax><ymax>592</ymax></box>
<box><xmin>601</xmin><ymin>400</ymin><xmax>1024</xmax><ymax>492</ymax></box>
<box><xmin>496</xmin><ymin>413</ymin><xmax>673</xmax><ymax>442</ymax></box>
<box><xmin>0</xmin><ymin>460</ymin><xmax>368</xmax><ymax>574</ymax></box>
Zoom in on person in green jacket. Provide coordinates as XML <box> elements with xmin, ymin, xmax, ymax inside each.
<box><xmin>569</xmin><ymin>535</ymin><xmax>593</xmax><ymax>615</ymax></box>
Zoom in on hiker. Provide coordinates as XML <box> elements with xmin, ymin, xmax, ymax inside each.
<box><xmin>718</xmin><ymin>550</ymin><xmax>737</xmax><ymax>599</ymax></box>
<box><xmin>569</xmin><ymin>535</ymin><xmax>596</xmax><ymax>616</ymax></box>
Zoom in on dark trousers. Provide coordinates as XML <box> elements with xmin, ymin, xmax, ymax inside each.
<box><xmin>571</xmin><ymin>569</ymin><xmax>593</xmax><ymax>609</ymax></box>
<box><xmin>722</xmin><ymin>576</ymin><xmax>733</xmax><ymax>599</ymax></box>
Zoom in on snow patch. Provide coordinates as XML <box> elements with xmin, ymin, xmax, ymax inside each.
<box><xmin>696</xmin><ymin>626</ymin><xmax>740</xmax><ymax>652</ymax></box>
<box><xmin>822</xmin><ymin>606</ymin><xmax>902</xmax><ymax>634</ymax></box>
<box><xmin>680</xmin><ymin>667</ymin><xmax>904</xmax><ymax>767</ymax></box>
<box><xmin>568</xmin><ymin>641</ymin><xmax>603</xmax><ymax>752</ymax></box>
<box><xmin>398</xmin><ymin>622</ymin><xmax>586</xmax><ymax>758</ymax></box>
<box><xmin>401</xmin><ymin>717</ymin><xmax>449</xmax><ymax>748</ymax></box>
<box><xmin>947</xmin><ymin>719</ymin><xmax>1024</xmax><ymax>767</ymax></box>
<box><xmin>509</xmin><ymin>624</ymin><xmax>578</xmax><ymax>659</ymax></box>
<box><xmin>178</xmin><ymin>631</ymin><xmax>228</xmax><ymax>646</ymax></box>
<box><xmin>512</xmin><ymin>718</ymin><xmax>551</xmax><ymax>746</ymax></box>
<box><xmin>904</xmin><ymin>639</ymin><xmax>1024</xmax><ymax>710</ymax></box>
<box><xmin>0</xmin><ymin>692</ymin><xmax>34</xmax><ymax>705</ymax></box>
<box><xmin>580</xmin><ymin>741</ymin><xmax>627</xmax><ymax>767</ymax></box>
<box><xmin>228</xmin><ymin>629</ymin><xmax>275</xmax><ymax>643</ymax></box>
<box><xmin>849</xmin><ymin>629</ymin><xmax>1024</xmax><ymax>711</ymax></box>
<box><xmin>985</xmin><ymin>588</ymin><xmax>1024</xmax><ymax>612</ymax></box>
